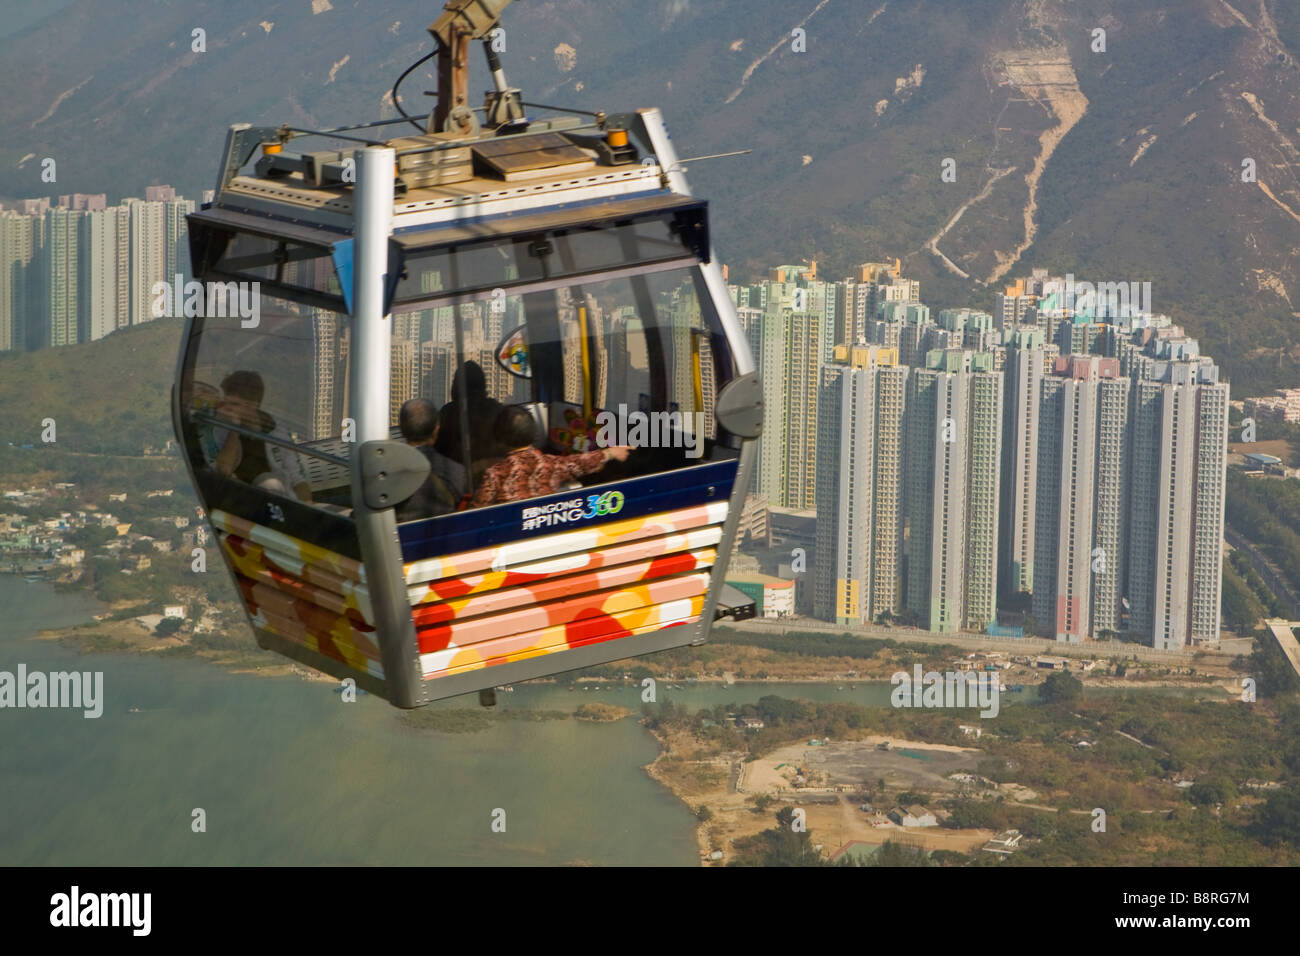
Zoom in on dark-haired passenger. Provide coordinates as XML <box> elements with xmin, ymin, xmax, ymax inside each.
<box><xmin>395</xmin><ymin>398</ymin><xmax>468</xmax><ymax>521</ymax></box>
<box><xmin>211</xmin><ymin>370</ymin><xmax>312</xmax><ymax>502</ymax></box>
<box><xmin>471</xmin><ymin>406</ymin><xmax>631</xmax><ymax>507</ymax></box>
<box><xmin>435</xmin><ymin>360</ymin><xmax>506</xmax><ymax>471</ymax></box>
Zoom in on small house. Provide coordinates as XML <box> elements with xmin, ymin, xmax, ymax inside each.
<box><xmin>982</xmin><ymin>830</ymin><xmax>1023</xmax><ymax>856</ymax></box>
<box><xmin>889</xmin><ymin>805</ymin><xmax>937</xmax><ymax>828</ymax></box>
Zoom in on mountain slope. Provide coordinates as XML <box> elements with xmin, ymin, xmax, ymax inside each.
<box><xmin>1</xmin><ymin>0</ymin><xmax>1297</xmax><ymax>390</ymax></box>
<box><xmin>0</xmin><ymin>319</ymin><xmax>181</xmax><ymax>455</ymax></box>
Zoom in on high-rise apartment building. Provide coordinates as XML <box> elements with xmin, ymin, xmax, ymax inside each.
<box><xmin>1030</xmin><ymin>357</ymin><xmax>1124</xmax><ymax>642</ymax></box>
<box><xmin>1091</xmin><ymin>368</ymin><xmax>1131</xmax><ymax>636</ymax></box>
<box><xmin>78</xmin><ymin>205</ymin><xmax>129</xmax><ymax>342</ymax></box>
<box><xmin>906</xmin><ymin>349</ymin><xmax>1002</xmax><ymax>633</ymax></box>
<box><xmin>124</xmin><ymin>188</ymin><xmax>194</xmax><ymax>327</ymax></box>
<box><xmin>738</xmin><ymin>273</ymin><xmax>832</xmax><ymax>509</ymax></box>
<box><xmin>0</xmin><ymin>211</ymin><xmax>37</xmax><ymax>352</ymax></box>
<box><xmin>57</xmin><ymin>193</ymin><xmax>107</xmax><ymax>211</ymax></box>
<box><xmin>994</xmin><ymin>279</ymin><xmax>1036</xmax><ymax>332</ymax></box>
<box><xmin>1000</xmin><ymin>329</ymin><xmax>1045</xmax><ymax>597</ymax></box>
<box><xmin>420</xmin><ymin>340</ymin><xmax>455</xmax><ymax>410</ymax></box>
<box><xmin>390</xmin><ymin>337</ymin><xmax>417</xmax><ymax>428</ymax></box>
<box><xmin>874</xmin><ymin>302</ymin><xmax>931</xmax><ymax>366</ymax></box>
<box><xmin>813</xmin><ymin>345</ymin><xmax>907</xmax><ymax>625</ymax></box>
<box><xmin>965</xmin><ymin>356</ymin><xmax>1004</xmax><ymax>632</ymax></box>
<box><xmin>1128</xmin><ymin>361</ymin><xmax>1228</xmax><ymax>649</ymax></box>
<box><xmin>40</xmin><ymin>207</ymin><xmax>79</xmax><ymax>348</ymax></box>
<box><xmin>782</xmin><ymin>306</ymin><xmax>825</xmax><ymax>510</ymax></box>
<box><xmin>310</xmin><ymin>309</ymin><xmax>344</xmax><ymax>441</ymax></box>
<box><xmin>126</xmin><ymin>198</ymin><xmax>166</xmax><ymax>327</ymax></box>
<box><xmin>737</xmin><ymin>305</ymin><xmax>785</xmax><ymax>501</ymax></box>
<box><xmin>164</xmin><ymin>196</ymin><xmax>195</xmax><ymax>284</ymax></box>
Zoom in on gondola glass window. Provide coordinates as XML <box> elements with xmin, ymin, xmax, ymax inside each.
<box><xmin>177</xmin><ymin>293</ymin><xmax>360</xmax><ymax>556</ymax></box>
<box><xmin>390</xmin><ymin>261</ymin><xmax>732</xmax><ymax>519</ymax></box>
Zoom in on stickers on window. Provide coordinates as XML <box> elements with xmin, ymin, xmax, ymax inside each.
<box><xmin>496</xmin><ymin>324</ymin><xmax>531</xmax><ymax>378</ymax></box>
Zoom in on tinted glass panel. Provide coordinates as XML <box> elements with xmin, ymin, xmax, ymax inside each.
<box><xmin>193</xmin><ymin>224</ymin><xmax>342</xmax><ymax>311</ymax></box>
<box><xmin>178</xmin><ymin>300</ymin><xmax>356</xmax><ymax>519</ymax></box>
<box><xmin>390</xmin><ymin>263</ymin><xmax>732</xmax><ymax>521</ymax></box>
<box><xmin>392</xmin><ymin>210</ymin><xmax>702</xmax><ymax>307</ymax></box>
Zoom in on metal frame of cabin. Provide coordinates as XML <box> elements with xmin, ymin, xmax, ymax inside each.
<box><xmin>172</xmin><ymin>106</ymin><xmax>761</xmax><ymax>707</ymax></box>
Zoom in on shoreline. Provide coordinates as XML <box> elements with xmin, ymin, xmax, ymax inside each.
<box><xmin>642</xmin><ymin>727</ymin><xmax>713</xmax><ymax>865</ymax></box>
<box><xmin>26</xmin><ymin>616</ymin><xmax>1243</xmax><ymax>699</ymax></box>
<box><xmin>30</xmin><ymin>615</ymin><xmax>332</xmax><ymax>683</ymax></box>
<box><xmin>27</xmin><ymin>601</ymin><xmax>1242</xmax><ymax>701</ymax></box>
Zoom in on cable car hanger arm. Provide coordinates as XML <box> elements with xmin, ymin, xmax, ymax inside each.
<box><xmin>428</xmin><ymin>0</ymin><xmax>523</xmax><ymax>134</ymax></box>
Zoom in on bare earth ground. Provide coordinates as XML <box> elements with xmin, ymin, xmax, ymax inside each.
<box><xmin>742</xmin><ymin>737</ymin><xmax>984</xmax><ymax>795</ymax></box>
<box><xmin>646</xmin><ymin>729</ymin><xmax>996</xmax><ymax>865</ymax></box>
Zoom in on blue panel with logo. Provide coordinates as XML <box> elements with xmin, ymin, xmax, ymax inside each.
<box><xmin>396</xmin><ymin>459</ymin><xmax>738</xmax><ymax>564</ymax></box>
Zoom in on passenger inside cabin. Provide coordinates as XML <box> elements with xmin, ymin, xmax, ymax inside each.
<box><xmin>471</xmin><ymin>405</ymin><xmax>631</xmax><ymax>507</ymax></box>
<box><xmin>210</xmin><ymin>370</ymin><xmax>313</xmax><ymax>503</ymax></box>
<box><xmin>435</xmin><ymin>360</ymin><xmax>507</xmax><ymax>479</ymax></box>
<box><xmin>394</xmin><ymin>398</ymin><xmax>469</xmax><ymax>521</ymax></box>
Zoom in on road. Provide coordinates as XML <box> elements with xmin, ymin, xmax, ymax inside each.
<box><xmin>725</xmin><ymin>617</ymin><xmax>1239</xmax><ymax>662</ymax></box>
<box><xmin>1264</xmin><ymin>620</ymin><xmax>1300</xmax><ymax>682</ymax></box>
<box><xmin>1224</xmin><ymin>524</ymin><xmax>1300</xmax><ymax>618</ymax></box>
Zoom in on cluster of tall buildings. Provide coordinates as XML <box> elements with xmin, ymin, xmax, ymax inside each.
<box><xmin>731</xmin><ymin>262</ymin><xmax>1229</xmax><ymax>650</ymax></box>
<box><xmin>0</xmin><ymin>187</ymin><xmax>199</xmax><ymax>353</ymax></box>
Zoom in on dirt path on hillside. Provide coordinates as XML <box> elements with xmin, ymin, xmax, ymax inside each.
<box><xmin>985</xmin><ymin>46</ymin><xmax>1089</xmax><ymax>284</ymax></box>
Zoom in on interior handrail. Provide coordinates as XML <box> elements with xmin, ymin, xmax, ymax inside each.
<box><xmin>190</xmin><ymin>411</ymin><xmax>350</xmax><ymax>466</ymax></box>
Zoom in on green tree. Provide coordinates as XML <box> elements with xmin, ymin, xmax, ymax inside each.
<box><xmin>154</xmin><ymin>616</ymin><xmax>183</xmax><ymax>638</ymax></box>
<box><xmin>1039</xmin><ymin>671</ymin><xmax>1083</xmax><ymax>704</ymax></box>
<box><xmin>1254</xmin><ymin>789</ymin><xmax>1300</xmax><ymax>847</ymax></box>
<box><xmin>944</xmin><ymin>799</ymin><xmax>1000</xmax><ymax>830</ymax></box>
<box><xmin>69</xmin><ymin>525</ymin><xmax>116</xmax><ymax>550</ymax></box>
<box><xmin>1246</xmin><ymin>639</ymin><xmax>1300</xmax><ymax>698</ymax></box>
<box><xmin>728</xmin><ymin>815</ymin><xmax>825</xmax><ymax>867</ymax></box>
<box><xmin>1188</xmin><ymin>778</ymin><xmax>1232</xmax><ymax>806</ymax></box>
<box><xmin>930</xmin><ymin>849</ymin><xmax>970</xmax><ymax>866</ymax></box>
<box><xmin>870</xmin><ymin>840</ymin><xmax>934</xmax><ymax>867</ymax></box>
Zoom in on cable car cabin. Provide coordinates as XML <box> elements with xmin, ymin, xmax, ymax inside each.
<box><xmin>173</xmin><ymin>110</ymin><xmax>762</xmax><ymax>708</ymax></box>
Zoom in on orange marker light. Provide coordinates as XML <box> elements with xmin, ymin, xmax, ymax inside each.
<box><xmin>606</xmin><ymin>128</ymin><xmax>628</xmax><ymax>148</ymax></box>
<box><xmin>262</xmin><ymin>142</ymin><xmax>283</xmax><ymax>155</ymax></box>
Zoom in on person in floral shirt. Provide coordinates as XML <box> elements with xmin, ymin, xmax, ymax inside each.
<box><xmin>472</xmin><ymin>406</ymin><xmax>631</xmax><ymax>507</ymax></box>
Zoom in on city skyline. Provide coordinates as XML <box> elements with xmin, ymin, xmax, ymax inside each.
<box><xmin>730</xmin><ymin>258</ymin><xmax>1230</xmax><ymax>651</ymax></box>
<box><xmin>0</xmin><ymin>186</ymin><xmax>198</xmax><ymax>353</ymax></box>
<box><xmin>0</xmin><ymin>191</ymin><xmax>1238</xmax><ymax>652</ymax></box>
